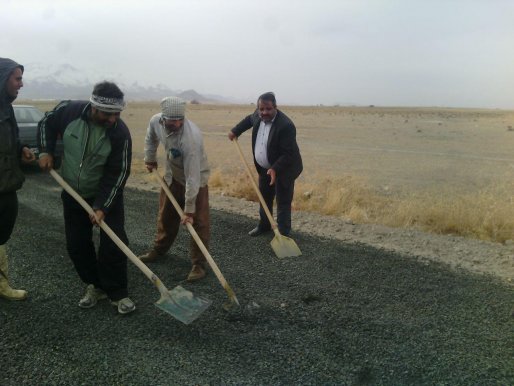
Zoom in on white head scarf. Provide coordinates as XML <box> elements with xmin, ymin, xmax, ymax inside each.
<box><xmin>89</xmin><ymin>94</ymin><xmax>126</xmax><ymax>112</ymax></box>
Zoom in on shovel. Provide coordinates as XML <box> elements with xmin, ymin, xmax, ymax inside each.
<box><xmin>153</xmin><ymin>169</ymin><xmax>240</xmax><ymax>308</ymax></box>
<box><xmin>232</xmin><ymin>138</ymin><xmax>302</xmax><ymax>258</ymax></box>
<box><xmin>49</xmin><ymin>169</ymin><xmax>211</xmax><ymax>324</ymax></box>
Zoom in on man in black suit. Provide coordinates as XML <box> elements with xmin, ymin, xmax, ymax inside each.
<box><xmin>228</xmin><ymin>92</ymin><xmax>303</xmax><ymax>237</ymax></box>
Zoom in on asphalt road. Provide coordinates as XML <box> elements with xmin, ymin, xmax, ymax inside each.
<box><xmin>1</xmin><ymin>169</ymin><xmax>513</xmax><ymax>385</ymax></box>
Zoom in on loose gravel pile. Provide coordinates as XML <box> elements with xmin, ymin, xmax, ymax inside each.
<box><xmin>1</xmin><ymin>171</ymin><xmax>513</xmax><ymax>385</ymax></box>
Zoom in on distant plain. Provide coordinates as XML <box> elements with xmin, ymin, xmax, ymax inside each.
<box><xmin>25</xmin><ymin>100</ymin><xmax>514</xmax><ymax>243</ymax></box>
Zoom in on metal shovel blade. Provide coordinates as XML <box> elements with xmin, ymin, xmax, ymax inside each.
<box><xmin>155</xmin><ymin>285</ymin><xmax>212</xmax><ymax>325</ymax></box>
<box><xmin>271</xmin><ymin>234</ymin><xmax>302</xmax><ymax>258</ymax></box>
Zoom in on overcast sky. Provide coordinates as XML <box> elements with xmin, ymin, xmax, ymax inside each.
<box><xmin>2</xmin><ymin>0</ymin><xmax>514</xmax><ymax>108</ymax></box>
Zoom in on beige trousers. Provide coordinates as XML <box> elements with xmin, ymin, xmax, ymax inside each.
<box><xmin>153</xmin><ymin>179</ymin><xmax>210</xmax><ymax>267</ymax></box>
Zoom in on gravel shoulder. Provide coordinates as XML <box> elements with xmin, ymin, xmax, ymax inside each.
<box><xmin>130</xmin><ymin>178</ymin><xmax>514</xmax><ymax>285</ymax></box>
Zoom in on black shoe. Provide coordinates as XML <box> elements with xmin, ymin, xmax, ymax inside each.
<box><xmin>248</xmin><ymin>227</ymin><xmax>271</xmax><ymax>237</ymax></box>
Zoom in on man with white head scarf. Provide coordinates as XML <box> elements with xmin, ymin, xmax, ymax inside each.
<box><xmin>38</xmin><ymin>81</ymin><xmax>135</xmax><ymax>315</ymax></box>
<box><xmin>0</xmin><ymin>57</ymin><xmax>35</xmax><ymax>300</ymax></box>
<box><xmin>139</xmin><ymin>96</ymin><xmax>211</xmax><ymax>282</ymax></box>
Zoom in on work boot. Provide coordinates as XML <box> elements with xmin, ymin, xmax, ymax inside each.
<box><xmin>0</xmin><ymin>244</ymin><xmax>27</xmax><ymax>301</ymax></box>
<box><xmin>138</xmin><ymin>249</ymin><xmax>164</xmax><ymax>263</ymax></box>
<box><xmin>187</xmin><ymin>264</ymin><xmax>206</xmax><ymax>282</ymax></box>
<box><xmin>111</xmin><ymin>297</ymin><xmax>136</xmax><ymax>314</ymax></box>
<box><xmin>78</xmin><ymin>284</ymin><xmax>107</xmax><ymax>308</ymax></box>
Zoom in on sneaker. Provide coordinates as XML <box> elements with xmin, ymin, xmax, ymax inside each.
<box><xmin>138</xmin><ymin>249</ymin><xmax>164</xmax><ymax>263</ymax></box>
<box><xmin>78</xmin><ymin>284</ymin><xmax>107</xmax><ymax>309</ymax></box>
<box><xmin>248</xmin><ymin>226</ymin><xmax>272</xmax><ymax>237</ymax></box>
<box><xmin>187</xmin><ymin>264</ymin><xmax>206</xmax><ymax>282</ymax></box>
<box><xmin>111</xmin><ymin>297</ymin><xmax>136</xmax><ymax>314</ymax></box>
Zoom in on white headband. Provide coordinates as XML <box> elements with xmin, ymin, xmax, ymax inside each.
<box><xmin>89</xmin><ymin>94</ymin><xmax>126</xmax><ymax>112</ymax></box>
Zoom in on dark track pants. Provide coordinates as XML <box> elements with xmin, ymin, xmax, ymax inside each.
<box><xmin>61</xmin><ymin>190</ymin><xmax>128</xmax><ymax>301</ymax></box>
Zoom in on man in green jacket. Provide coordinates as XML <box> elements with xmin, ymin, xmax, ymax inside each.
<box><xmin>0</xmin><ymin>57</ymin><xmax>35</xmax><ymax>300</ymax></box>
<box><xmin>38</xmin><ymin>81</ymin><xmax>134</xmax><ymax>314</ymax></box>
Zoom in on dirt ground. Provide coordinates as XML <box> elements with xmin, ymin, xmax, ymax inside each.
<box><xmin>24</xmin><ymin>101</ymin><xmax>514</xmax><ymax>284</ymax></box>
<box><xmin>27</xmin><ymin>102</ymin><xmax>514</xmax><ymax>194</ymax></box>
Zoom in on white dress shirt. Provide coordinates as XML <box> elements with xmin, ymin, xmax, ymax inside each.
<box><xmin>254</xmin><ymin>117</ymin><xmax>275</xmax><ymax>169</ymax></box>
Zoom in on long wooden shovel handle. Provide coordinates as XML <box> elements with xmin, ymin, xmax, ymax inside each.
<box><xmin>49</xmin><ymin>169</ymin><xmax>170</xmax><ymax>296</ymax></box>
<box><xmin>232</xmin><ymin>138</ymin><xmax>278</xmax><ymax>232</ymax></box>
<box><xmin>154</xmin><ymin>169</ymin><xmax>239</xmax><ymax>306</ymax></box>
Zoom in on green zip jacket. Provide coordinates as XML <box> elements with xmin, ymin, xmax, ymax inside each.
<box><xmin>38</xmin><ymin>100</ymin><xmax>131</xmax><ymax>213</ymax></box>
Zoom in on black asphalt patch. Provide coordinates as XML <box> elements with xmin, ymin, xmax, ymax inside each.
<box><xmin>1</xmin><ymin>170</ymin><xmax>513</xmax><ymax>385</ymax></box>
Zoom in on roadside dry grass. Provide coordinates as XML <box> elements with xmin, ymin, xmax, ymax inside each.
<box><xmin>22</xmin><ymin>100</ymin><xmax>514</xmax><ymax>243</ymax></box>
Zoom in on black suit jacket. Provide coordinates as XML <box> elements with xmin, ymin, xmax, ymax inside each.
<box><xmin>231</xmin><ymin>109</ymin><xmax>303</xmax><ymax>182</ymax></box>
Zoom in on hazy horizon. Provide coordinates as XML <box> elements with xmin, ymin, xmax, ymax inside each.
<box><xmin>3</xmin><ymin>0</ymin><xmax>514</xmax><ymax>109</ymax></box>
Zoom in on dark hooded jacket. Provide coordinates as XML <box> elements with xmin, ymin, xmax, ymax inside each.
<box><xmin>0</xmin><ymin>58</ymin><xmax>25</xmax><ymax>193</ymax></box>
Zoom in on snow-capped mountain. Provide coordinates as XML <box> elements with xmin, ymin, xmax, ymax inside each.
<box><xmin>19</xmin><ymin>62</ymin><xmax>231</xmax><ymax>103</ymax></box>
<box><xmin>24</xmin><ymin>63</ymin><xmax>109</xmax><ymax>87</ymax></box>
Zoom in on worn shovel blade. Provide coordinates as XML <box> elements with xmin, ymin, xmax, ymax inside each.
<box><xmin>270</xmin><ymin>234</ymin><xmax>302</xmax><ymax>258</ymax></box>
<box><xmin>155</xmin><ymin>285</ymin><xmax>212</xmax><ymax>324</ymax></box>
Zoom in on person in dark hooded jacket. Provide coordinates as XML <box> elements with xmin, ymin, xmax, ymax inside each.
<box><xmin>0</xmin><ymin>57</ymin><xmax>36</xmax><ymax>300</ymax></box>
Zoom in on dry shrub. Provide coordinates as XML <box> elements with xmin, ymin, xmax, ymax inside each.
<box><xmin>295</xmin><ymin>177</ymin><xmax>514</xmax><ymax>243</ymax></box>
<box><xmin>380</xmin><ymin>184</ymin><xmax>514</xmax><ymax>243</ymax></box>
<box><xmin>294</xmin><ymin>176</ymin><xmax>388</xmax><ymax>222</ymax></box>
<box><xmin>224</xmin><ymin>172</ymin><xmax>258</xmax><ymax>201</ymax></box>
<box><xmin>133</xmin><ymin>163</ymin><xmax>514</xmax><ymax>244</ymax></box>
<box><xmin>209</xmin><ymin>168</ymin><xmax>224</xmax><ymax>188</ymax></box>
<box><xmin>210</xmin><ymin>169</ymin><xmax>258</xmax><ymax>202</ymax></box>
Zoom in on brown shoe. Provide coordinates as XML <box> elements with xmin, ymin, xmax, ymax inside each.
<box><xmin>138</xmin><ymin>249</ymin><xmax>164</xmax><ymax>263</ymax></box>
<box><xmin>187</xmin><ymin>264</ymin><xmax>206</xmax><ymax>282</ymax></box>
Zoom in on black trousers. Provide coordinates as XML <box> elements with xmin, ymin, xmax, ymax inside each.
<box><xmin>61</xmin><ymin>190</ymin><xmax>128</xmax><ymax>301</ymax></box>
<box><xmin>258</xmin><ymin>171</ymin><xmax>295</xmax><ymax>235</ymax></box>
<box><xmin>0</xmin><ymin>192</ymin><xmax>18</xmax><ymax>245</ymax></box>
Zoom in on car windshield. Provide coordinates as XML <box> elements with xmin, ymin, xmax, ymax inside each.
<box><xmin>14</xmin><ymin>106</ymin><xmax>44</xmax><ymax>123</ymax></box>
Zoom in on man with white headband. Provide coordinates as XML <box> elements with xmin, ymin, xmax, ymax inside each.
<box><xmin>38</xmin><ymin>81</ymin><xmax>135</xmax><ymax>315</ymax></box>
<box><xmin>139</xmin><ymin>96</ymin><xmax>211</xmax><ymax>282</ymax></box>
